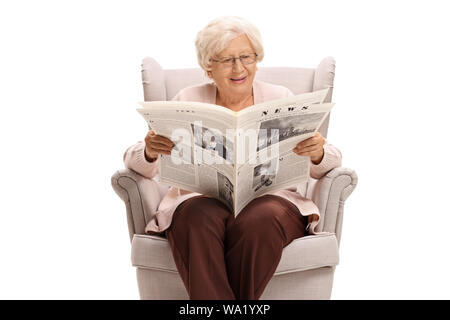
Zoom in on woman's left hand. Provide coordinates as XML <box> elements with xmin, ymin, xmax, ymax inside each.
<box><xmin>292</xmin><ymin>132</ymin><xmax>325</xmax><ymax>165</ymax></box>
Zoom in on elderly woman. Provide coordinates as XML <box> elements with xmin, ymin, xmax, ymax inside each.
<box><xmin>124</xmin><ymin>16</ymin><xmax>342</xmax><ymax>300</ymax></box>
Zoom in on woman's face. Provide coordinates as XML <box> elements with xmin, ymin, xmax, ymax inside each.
<box><xmin>209</xmin><ymin>34</ymin><xmax>257</xmax><ymax>100</ymax></box>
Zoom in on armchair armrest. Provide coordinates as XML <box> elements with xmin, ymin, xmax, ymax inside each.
<box><xmin>111</xmin><ymin>168</ymin><xmax>170</xmax><ymax>242</ymax></box>
<box><xmin>310</xmin><ymin>167</ymin><xmax>358</xmax><ymax>246</ymax></box>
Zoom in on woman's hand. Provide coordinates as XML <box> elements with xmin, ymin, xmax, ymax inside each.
<box><xmin>144</xmin><ymin>130</ymin><xmax>175</xmax><ymax>162</ymax></box>
<box><xmin>292</xmin><ymin>132</ymin><xmax>325</xmax><ymax>165</ymax></box>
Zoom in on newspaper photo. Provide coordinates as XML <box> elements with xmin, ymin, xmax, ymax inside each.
<box><xmin>137</xmin><ymin>87</ymin><xmax>334</xmax><ymax>216</ymax></box>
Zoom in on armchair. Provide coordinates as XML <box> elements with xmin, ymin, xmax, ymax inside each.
<box><xmin>111</xmin><ymin>56</ymin><xmax>358</xmax><ymax>299</ymax></box>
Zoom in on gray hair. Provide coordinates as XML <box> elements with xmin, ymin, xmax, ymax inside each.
<box><xmin>195</xmin><ymin>16</ymin><xmax>264</xmax><ymax>73</ymax></box>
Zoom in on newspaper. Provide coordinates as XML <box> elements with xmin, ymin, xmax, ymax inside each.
<box><xmin>137</xmin><ymin>88</ymin><xmax>334</xmax><ymax>217</ymax></box>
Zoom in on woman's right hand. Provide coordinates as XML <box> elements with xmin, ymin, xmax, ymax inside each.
<box><xmin>144</xmin><ymin>130</ymin><xmax>175</xmax><ymax>162</ymax></box>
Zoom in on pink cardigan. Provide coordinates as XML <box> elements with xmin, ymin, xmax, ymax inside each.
<box><xmin>124</xmin><ymin>80</ymin><xmax>342</xmax><ymax>235</ymax></box>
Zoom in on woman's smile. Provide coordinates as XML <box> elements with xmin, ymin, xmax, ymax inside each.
<box><xmin>230</xmin><ymin>75</ymin><xmax>247</xmax><ymax>84</ymax></box>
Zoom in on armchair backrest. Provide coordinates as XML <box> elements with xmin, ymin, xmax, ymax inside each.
<box><xmin>141</xmin><ymin>57</ymin><xmax>335</xmax><ymax>138</ymax></box>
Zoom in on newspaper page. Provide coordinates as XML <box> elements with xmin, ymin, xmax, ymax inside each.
<box><xmin>137</xmin><ymin>100</ymin><xmax>238</xmax><ymax>211</ymax></box>
<box><xmin>137</xmin><ymin>88</ymin><xmax>333</xmax><ymax>215</ymax></box>
<box><xmin>234</xmin><ymin>102</ymin><xmax>334</xmax><ymax>214</ymax></box>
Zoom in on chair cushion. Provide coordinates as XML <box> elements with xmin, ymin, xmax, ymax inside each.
<box><xmin>141</xmin><ymin>57</ymin><xmax>167</xmax><ymax>101</ymax></box>
<box><xmin>131</xmin><ymin>233</ymin><xmax>339</xmax><ymax>275</ymax></box>
<box><xmin>255</xmin><ymin>67</ymin><xmax>315</xmax><ymax>95</ymax></box>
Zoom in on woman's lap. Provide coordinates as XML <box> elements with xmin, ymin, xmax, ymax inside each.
<box><xmin>167</xmin><ymin>194</ymin><xmax>308</xmax><ymax>242</ymax></box>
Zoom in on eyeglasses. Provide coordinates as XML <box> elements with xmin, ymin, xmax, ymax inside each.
<box><xmin>210</xmin><ymin>53</ymin><xmax>258</xmax><ymax>66</ymax></box>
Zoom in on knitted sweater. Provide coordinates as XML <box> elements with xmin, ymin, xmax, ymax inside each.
<box><xmin>124</xmin><ymin>80</ymin><xmax>342</xmax><ymax>234</ymax></box>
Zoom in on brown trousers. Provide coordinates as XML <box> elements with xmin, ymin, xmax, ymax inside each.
<box><xmin>165</xmin><ymin>194</ymin><xmax>308</xmax><ymax>300</ymax></box>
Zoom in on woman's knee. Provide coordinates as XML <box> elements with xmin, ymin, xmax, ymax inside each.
<box><xmin>235</xmin><ymin>195</ymin><xmax>286</xmax><ymax>226</ymax></box>
<box><xmin>172</xmin><ymin>196</ymin><xmax>231</xmax><ymax>229</ymax></box>
<box><xmin>226</xmin><ymin>195</ymin><xmax>288</xmax><ymax>238</ymax></box>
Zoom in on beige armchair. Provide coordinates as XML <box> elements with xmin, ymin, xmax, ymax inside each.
<box><xmin>111</xmin><ymin>57</ymin><xmax>358</xmax><ymax>299</ymax></box>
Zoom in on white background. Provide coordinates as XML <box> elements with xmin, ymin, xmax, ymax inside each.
<box><xmin>1</xmin><ymin>0</ymin><xmax>449</xmax><ymax>299</ymax></box>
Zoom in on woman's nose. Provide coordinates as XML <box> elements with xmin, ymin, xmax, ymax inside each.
<box><xmin>232</xmin><ymin>58</ymin><xmax>244</xmax><ymax>71</ymax></box>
